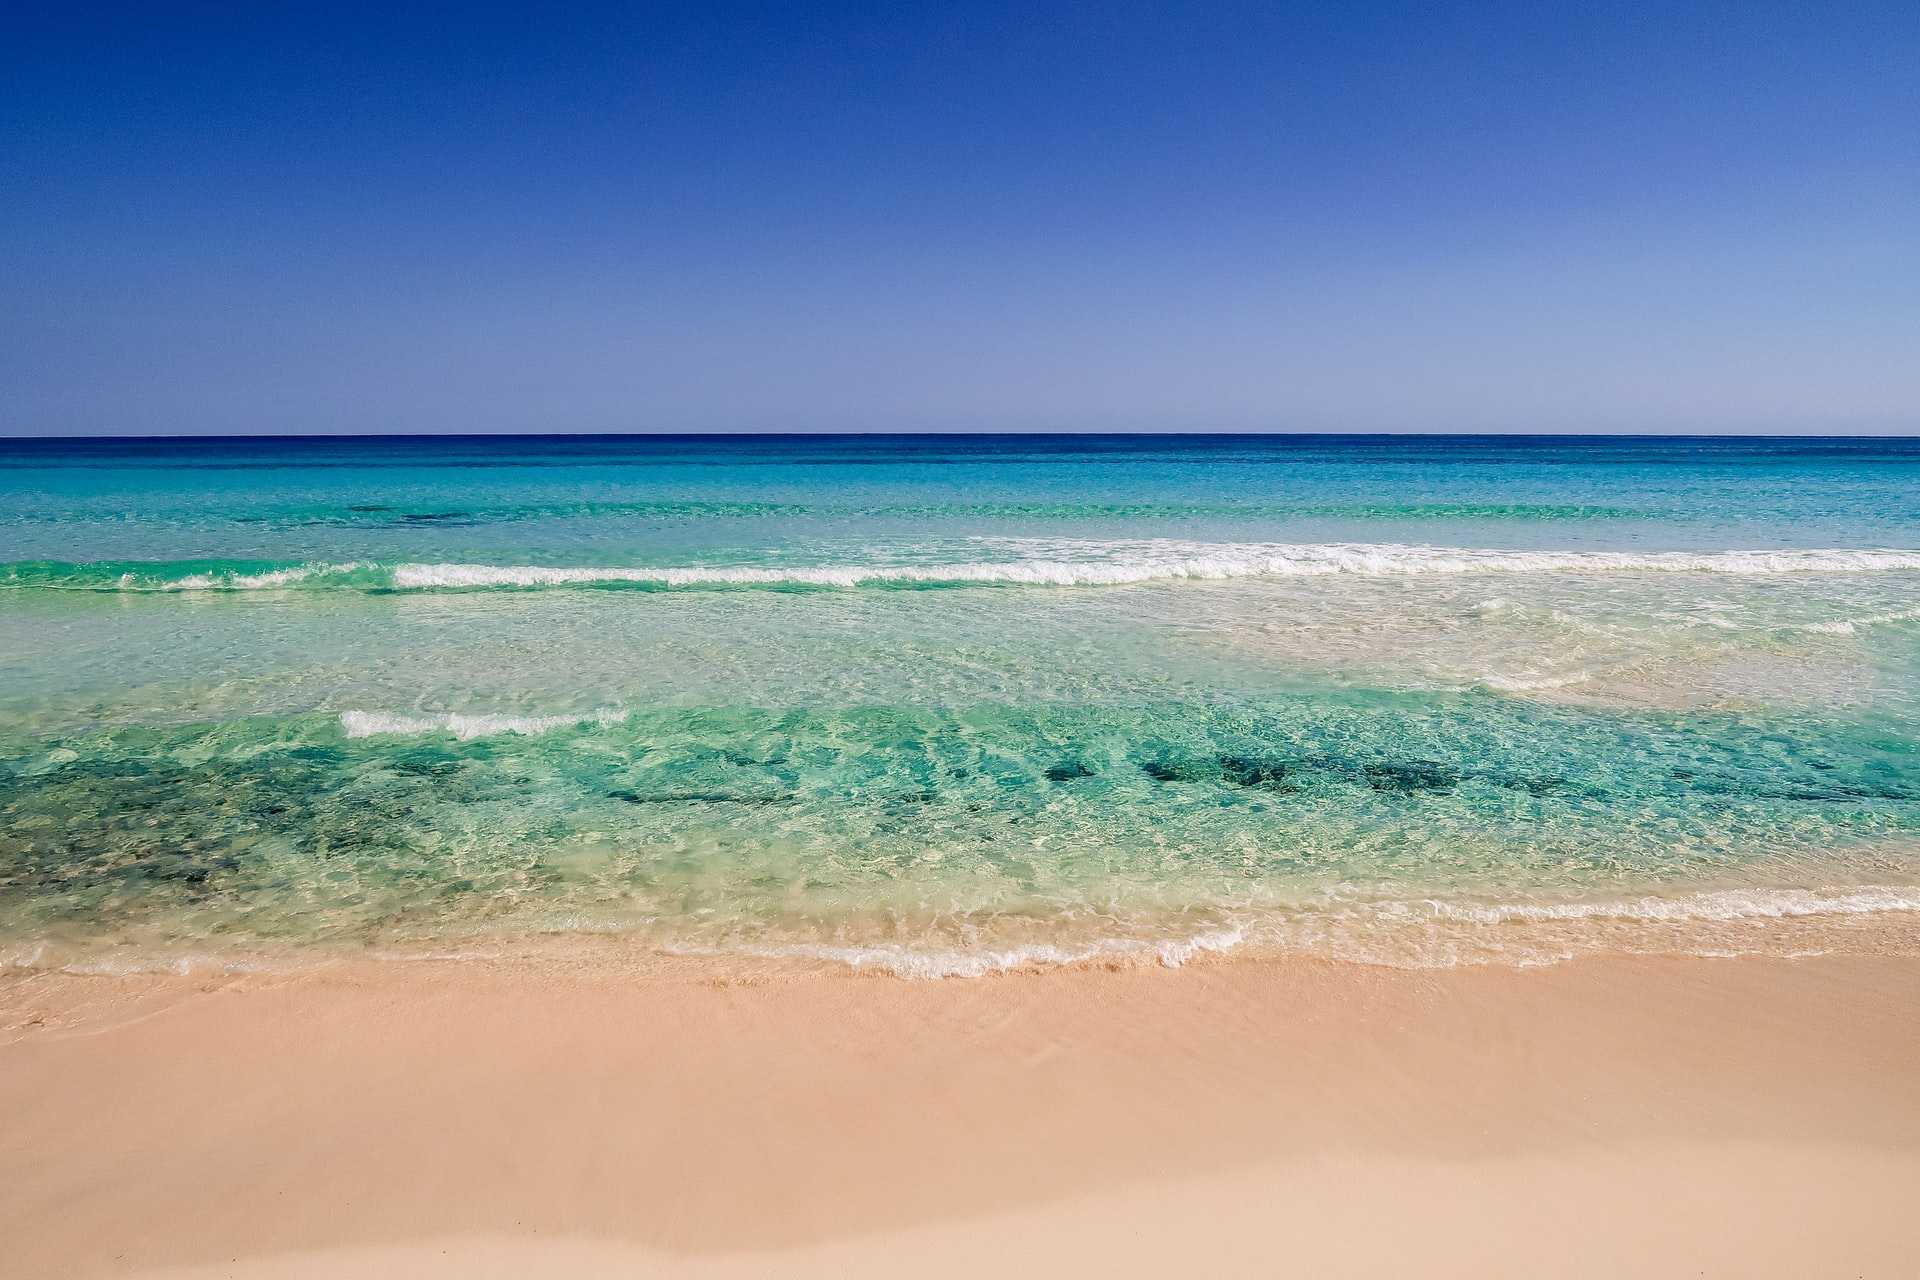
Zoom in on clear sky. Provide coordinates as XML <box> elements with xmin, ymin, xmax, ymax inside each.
<box><xmin>4</xmin><ymin>1</ymin><xmax>1916</xmax><ymax>436</ymax></box>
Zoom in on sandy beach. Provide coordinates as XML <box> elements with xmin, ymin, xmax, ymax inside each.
<box><xmin>4</xmin><ymin>951</ymin><xmax>1916</xmax><ymax>1278</ymax></box>
<box><xmin>11</xmin><ymin>0</ymin><xmax>1920</xmax><ymax>1271</ymax></box>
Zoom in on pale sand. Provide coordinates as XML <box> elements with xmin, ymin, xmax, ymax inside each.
<box><xmin>3</xmin><ymin>952</ymin><xmax>1917</xmax><ymax>1277</ymax></box>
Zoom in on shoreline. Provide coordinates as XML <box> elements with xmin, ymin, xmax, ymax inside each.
<box><xmin>8</xmin><ymin>879</ymin><xmax>1919</xmax><ymax>983</ymax></box>
<box><xmin>5</xmin><ymin>950</ymin><xmax>1918</xmax><ymax>1277</ymax></box>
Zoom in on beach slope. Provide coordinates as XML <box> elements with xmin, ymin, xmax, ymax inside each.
<box><xmin>4</xmin><ymin>953</ymin><xmax>1917</xmax><ymax>1278</ymax></box>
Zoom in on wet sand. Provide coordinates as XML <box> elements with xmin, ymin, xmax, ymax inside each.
<box><xmin>3</xmin><ymin>952</ymin><xmax>1917</xmax><ymax>1277</ymax></box>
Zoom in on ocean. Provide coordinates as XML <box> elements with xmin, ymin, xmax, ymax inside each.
<box><xmin>4</xmin><ymin>433</ymin><xmax>1918</xmax><ymax>976</ymax></box>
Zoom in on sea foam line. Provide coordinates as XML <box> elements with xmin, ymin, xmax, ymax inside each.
<box><xmin>155</xmin><ymin>562</ymin><xmax>363</xmax><ymax>590</ymax></box>
<box><xmin>668</xmin><ymin>927</ymin><xmax>1248</xmax><ymax>980</ymax></box>
<box><xmin>1384</xmin><ymin>886</ymin><xmax>1920</xmax><ymax>925</ymax></box>
<box><xmin>340</xmin><ymin>708</ymin><xmax>628</xmax><ymax>740</ymax></box>
<box><xmin>389</xmin><ymin>544</ymin><xmax>1920</xmax><ymax>589</ymax></box>
<box><xmin>12</xmin><ymin>544</ymin><xmax>1920</xmax><ymax>593</ymax></box>
<box><xmin>754</xmin><ymin>888</ymin><xmax>1920</xmax><ymax>977</ymax></box>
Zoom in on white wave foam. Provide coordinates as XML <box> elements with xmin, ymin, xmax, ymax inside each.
<box><xmin>388</xmin><ymin>558</ymin><xmax>1254</xmax><ymax>589</ymax></box>
<box><xmin>153</xmin><ymin>562</ymin><xmax>363</xmax><ymax>590</ymax></box>
<box><xmin>38</xmin><ymin>544</ymin><xmax>1920</xmax><ymax>594</ymax></box>
<box><xmin>0</xmin><ymin>941</ymin><xmax>49</xmax><ymax>971</ymax></box>
<box><xmin>1390</xmin><ymin>886</ymin><xmax>1920</xmax><ymax>925</ymax></box>
<box><xmin>671</xmin><ymin>927</ymin><xmax>1246</xmax><ymax>979</ymax></box>
<box><xmin>2</xmin><ymin>944</ymin><xmax>266</xmax><ymax>977</ymax></box>
<box><xmin>650</xmin><ymin>887</ymin><xmax>1920</xmax><ymax>976</ymax></box>
<box><xmin>1797</xmin><ymin>607</ymin><xmax>1920</xmax><ymax>636</ymax></box>
<box><xmin>390</xmin><ymin>544</ymin><xmax>1920</xmax><ymax>591</ymax></box>
<box><xmin>1475</xmin><ymin>669</ymin><xmax>1596</xmax><ymax>692</ymax></box>
<box><xmin>340</xmin><ymin>708</ymin><xmax>627</xmax><ymax>740</ymax></box>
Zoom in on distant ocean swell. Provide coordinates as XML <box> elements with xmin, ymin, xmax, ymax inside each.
<box><xmin>27</xmin><ymin>497</ymin><xmax>1654</xmax><ymax>527</ymax></box>
<box><xmin>8</xmin><ymin>543</ymin><xmax>1920</xmax><ymax>593</ymax></box>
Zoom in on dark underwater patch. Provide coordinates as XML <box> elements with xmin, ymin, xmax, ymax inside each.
<box><xmin>1685</xmin><ymin>777</ymin><xmax>1920</xmax><ymax>804</ymax></box>
<box><xmin>0</xmin><ymin>748</ymin><xmax>411</xmax><ymax>905</ymax></box>
<box><xmin>1361</xmin><ymin>761</ymin><xmax>1459</xmax><ymax>793</ymax></box>
<box><xmin>389</xmin><ymin>749</ymin><xmax>466</xmax><ymax>778</ymax></box>
<box><xmin>1217</xmin><ymin>755</ymin><xmax>1297</xmax><ymax>790</ymax></box>
<box><xmin>396</xmin><ymin>511</ymin><xmax>477</xmax><ymax>524</ymax></box>
<box><xmin>1139</xmin><ymin>759</ymin><xmax>1199</xmax><ymax>783</ymax></box>
<box><xmin>1490</xmin><ymin>773</ymin><xmax>1571</xmax><ymax>797</ymax></box>
<box><xmin>606</xmin><ymin>789</ymin><xmax>788</xmax><ymax>806</ymax></box>
<box><xmin>1137</xmin><ymin>751</ymin><xmax>1459</xmax><ymax>794</ymax></box>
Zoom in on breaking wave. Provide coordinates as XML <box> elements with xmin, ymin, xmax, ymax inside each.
<box><xmin>8</xmin><ymin>543</ymin><xmax>1920</xmax><ymax>594</ymax></box>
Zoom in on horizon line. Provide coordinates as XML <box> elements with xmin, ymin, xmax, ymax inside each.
<box><xmin>5</xmin><ymin>429</ymin><xmax>1918</xmax><ymax>444</ymax></box>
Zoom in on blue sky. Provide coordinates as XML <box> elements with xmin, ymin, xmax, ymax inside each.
<box><xmin>4</xmin><ymin>1</ymin><xmax>1915</xmax><ymax>435</ymax></box>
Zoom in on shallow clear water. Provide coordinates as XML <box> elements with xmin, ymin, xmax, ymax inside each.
<box><xmin>4</xmin><ymin>435</ymin><xmax>1918</xmax><ymax>974</ymax></box>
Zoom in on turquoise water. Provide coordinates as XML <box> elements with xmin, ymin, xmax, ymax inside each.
<box><xmin>4</xmin><ymin>435</ymin><xmax>1919</xmax><ymax>974</ymax></box>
